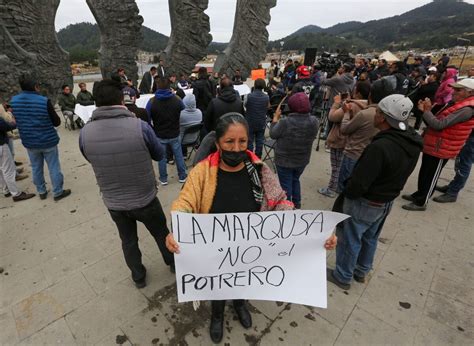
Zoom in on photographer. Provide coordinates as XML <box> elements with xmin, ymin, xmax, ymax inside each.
<box><xmin>321</xmin><ymin>63</ymin><xmax>355</xmax><ymax>106</ymax></box>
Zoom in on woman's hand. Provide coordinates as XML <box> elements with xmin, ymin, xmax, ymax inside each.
<box><xmin>166</xmin><ymin>233</ymin><xmax>180</xmax><ymax>254</ymax></box>
<box><xmin>418</xmin><ymin>98</ymin><xmax>432</xmax><ymax>113</ymax></box>
<box><xmin>324</xmin><ymin>234</ymin><xmax>337</xmax><ymax>250</ymax></box>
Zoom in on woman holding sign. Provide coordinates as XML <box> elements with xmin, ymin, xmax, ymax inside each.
<box><xmin>166</xmin><ymin>113</ymin><xmax>337</xmax><ymax>343</ymax></box>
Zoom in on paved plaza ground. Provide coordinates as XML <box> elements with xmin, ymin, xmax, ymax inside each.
<box><xmin>1</xmin><ymin>124</ymin><xmax>473</xmax><ymax>345</ymax></box>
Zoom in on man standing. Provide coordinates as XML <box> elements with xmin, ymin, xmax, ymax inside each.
<box><xmin>192</xmin><ymin>67</ymin><xmax>215</xmax><ymax>118</ymax></box>
<box><xmin>321</xmin><ymin>63</ymin><xmax>355</xmax><ymax>105</ymax></box>
<box><xmin>245</xmin><ymin>78</ymin><xmax>269</xmax><ymax>158</ymax></box>
<box><xmin>10</xmin><ymin>76</ymin><xmax>71</xmax><ymax>201</ymax></box>
<box><xmin>402</xmin><ymin>78</ymin><xmax>474</xmax><ymax>211</ymax></box>
<box><xmin>157</xmin><ymin>59</ymin><xmax>166</xmax><ymax>78</ymax></box>
<box><xmin>146</xmin><ymin>77</ymin><xmax>187</xmax><ymax>185</ymax></box>
<box><xmin>205</xmin><ymin>78</ymin><xmax>244</xmax><ymax>132</ymax></box>
<box><xmin>80</xmin><ymin>79</ymin><xmax>175</xmax><ymax>288</ymax></box>
<box><xmin>139</xmin><ymin>66</ymin><xmax>157</xmax><ymax>94</ymax></box>
<box><xmin>0</xmin><ymin>105</ymin><xmax>35</xmax><ymax>202</ymax></box>
<box><xmin>328</xmin><ymin>95</ymin><xmax>423</xmax><ymax>290</ymax></box>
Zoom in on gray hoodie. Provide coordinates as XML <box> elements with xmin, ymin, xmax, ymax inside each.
<box><xmin>322</xmin><ymin>72</ymin><xmax>355</xmax><ymax>104</ymax></box>
<box><xmin>180</xmin><ymin>94</ymin><xmax>203</xmax><ymax>137</ymax></box>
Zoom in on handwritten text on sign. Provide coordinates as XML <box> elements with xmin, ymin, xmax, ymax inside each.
<box><xmin>172</xmin><ymin>210</ymin><xmax>348</xmax><ymax>308</ymax></box>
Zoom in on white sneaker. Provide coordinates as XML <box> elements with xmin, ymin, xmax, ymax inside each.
<box><xmin>318</xmin><ymin>187</ymin><xmax>336</xmax><ymax>198</ymax></box>
<box><xmin>179</xmin><ymin>178</ymin><xmax>187</xmax><ymax>184</ymax></box>
<box><xmin>159</xmin><ymin>180</ymin><xmax>168</xmax><ymax>186</ymax></box>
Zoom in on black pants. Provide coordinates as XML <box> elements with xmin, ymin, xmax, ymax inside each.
<box><xmin>211</xmin><ymin>300</ymin><xmax>245</xmax><ymax>318</ymax></box>
<box><xmin>108</xmin><ymin>198</ymin><xmax>174</xmax><ymax>282</ymax></box>
<box><xmin>411</xmin><ymin>153</ymin><xmax>448</xmax><ymax>206</ymax></box>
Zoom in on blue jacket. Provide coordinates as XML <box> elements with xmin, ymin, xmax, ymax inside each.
<box><xmin>10</xmin><ymin>91</ymin><xmax>59</xmax><ymax>149</ymax></box>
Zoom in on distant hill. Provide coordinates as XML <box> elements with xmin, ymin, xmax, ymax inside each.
<box><xmin>268</xmin><ymin>0</ymin><xmax>474</xmax><ymax>52</ymax></box>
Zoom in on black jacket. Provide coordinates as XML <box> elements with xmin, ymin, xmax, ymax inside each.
<box><xmin>149</xmin><ymin>92</ymin><xmax>184</xmax><ymax>139</ymax></box>
<box><xmin>205</xmin><ymin>86</ymin><xmax>244</xmax><ymax>131</ymax></box>
<box><xmin>0</xmin><ymin>117</ymin><xmax>16</xmax><ymax>145</ymax></box>
<box><xmin>344</xmin><ymin>127</ymin><xmax>423</xmax><ymax>202</ymax></box>
<box><xmin>193</xmin><ymin>78</ymin><xmax>215</xmax><ymax>113</ymax></box>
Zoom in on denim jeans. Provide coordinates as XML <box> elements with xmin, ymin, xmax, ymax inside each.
<box><xmin>334</xmin><ymin>197</ymin><xmax>393</xmax><ymax>284</ymax></box>
<box><xmin>108</xmin><ymin>198</ymin><xmax>174</xmax><ymax>282</ymax></box>
<box><xmin>248</xmin><ymin>127</ymin><xmax>265</xmax><ymax>158</ymax></box>
<box><xmin>27</xmin><ymin>146</ymin><xmax>64</xmax><ymax>197</ymax></box>
<box><xmin>447</xmin><ymin>134</ymin><xmax>474</xmax><ymax>197</ymax></box>
<box><xmin>276</xmin><ymin>165</ymin><xmax>306</xmax><ymax>208</ymax></box>
<box><xmin>157</xmin><ymin>136</ymin><xmax>187</xmax><ymax>182</ymax></box>
<box><xmin>337</xmin><ymin>155</ymin><xmax>358</xmax><ymax>193</ymax></box>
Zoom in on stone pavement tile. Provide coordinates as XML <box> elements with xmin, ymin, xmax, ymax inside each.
<box><xmin>94</xmin><ymin>227</ymin><xmax>123</xmax><ymax>256</ymax></box>
<box><xmin>57</xmin><ymin>213</ymin><xmax>114</xmax><ymax>250</ymax></box>
<box><xmin>250</xmin><ymin>300</ymin><xmax>286</xmax><ymax>320</ymax></box>
<box><xmin>12</xmin><ymin>272</ymin><xmax>96</xmax><ymax>340</ymax></box>
<box><xmin>184</xmin><ymin>302</ymin><xmax>271</xmax><ymax>345</ymax></box>
<box><xmin>94</xmin><ymin>328</ymin><xmax>132</xmax><ymax>346</ymax></box>
<box><xmin>430</xmin><ymin>272</ymin><xmax>474</xmax><ymax>307</ymax></box>
<box><xmin>0</xmin><ymin>266</ymin><xmax>48</xmax><ymax>309</ymax></box>
<box><xmin>424</xmin><ymin>292</ymin><xmax>473</xmax><ymax>339</ymax></box>
<box><xmin>259</xmin><ymin>303</ymin><xmax>340</xmax><ymax>346</ymax></box>
<box><xmin>414</xmin><ymin>314</ymin><xmax>474</xmax><ymax>346</ymax></box>
<box><xmin>65</xmin><ymin>280</ymin><xmax>148</xmax><ymax>344</ymax></box>
<box><xmin>41</xmin><ymin>242</ymin><xmax>106</xmax><ymax>285</ymax></box>
<box><xmin>335</xmin><ymin>306</ymin><xmax>413</xmax><ymax>346</ymax></box>
<box><xmin>391</xmin><ymin>218</ymin><xmax>446</xmax><ymax>255</ymax></box>
<box><xmin>0</xmin><ymin>308</ymin><xmax>19</xmax><ymax>344</ymax></box>
<box><xmin>436</xmin><ymin>251</ymin><xmax>474</xmax><ymax>284</ymax></box>
<box><xmin>21</xmin><ymin>317</ymin><xmax>77</xmax><ymax>345</ymax></box>
<box><xmin>376</xmin><ymin>245</ymin><xmax>438</xmax><ymax>290</ymax></box>
<box><xmin>119</xmin><ymin>308</ymin><xmax>173</xmax><ymax>345</ymax></box>
<box><xmin>442</xmin><ymin>220</ymin><xmax>474</xmax><ymax>255</ymax></box>
<box><xmin>136</xmin><ymin>263</ymin><xmax>176</xmax><ymax>300</ymax></box>
<box><xmin>81</xmin><ymin>251</ymin><xmax>129</xmax><ymax>294</ymax></box>
<box><xmin>0</xmin><ymin>234</ymin><xmax>66</xmax><ymax>275</ymax></box>
<box><xmin>357</xmin><ymin>272</ymin><xmax>428</xmax><ymax>337</ymax></box>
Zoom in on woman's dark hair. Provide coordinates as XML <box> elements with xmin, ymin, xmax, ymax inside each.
<box><xmin>355</xmin><ymin>81</ymin><xmax>371</xmax><ymax>100</ymax></box>
<box><xmin>198</xmin><ymin>66</ymin><xmax>208</xmax><ymax>79</ymax></box>
<box><xmin>94</xmin><ymin>79</ymin><xmax>123</xmax><ymax>107</ymax></box>
<box><xmin>215</xmin><ymin>113</ymin><xmax>249</xmax><ymax>141</ymax></box>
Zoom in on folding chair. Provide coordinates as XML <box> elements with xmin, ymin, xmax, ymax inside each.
<box><xmin>261</xmin><ymin>139</ymin><xmax>276</xmax><ymax>171</ymax></box>
<box><xmin>181</xmin><ymin>123</ymin><xmax>204</xmax><ymax>161</ymax></box>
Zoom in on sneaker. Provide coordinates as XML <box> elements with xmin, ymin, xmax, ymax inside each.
<box><xmin>39</xmin><ymin>192</ymin><xmax>48</xmax><ymax>200</ymax></box>
<box><xmin>318</xmin><ymin>187</ymin><xmax>336</xmax><ymax>198</ymax></box>
<box><xmin>401</xmin><ymin>194</ymin><xmax>415</xmax><ymax>202</ymax></box>
<box><xmin>15</xmin><ymin>174</ymin><xmax>28</xmax><ymax>181</ymax></box>
<box><xmin>402</xmin><ymin>203</ymin><xmax>426</xmax><ymax>211</ymax></box>
<box><xmin>178</xmin><ymin>178</ymin><xmax>187</xmax><ymax>184</ymax></box>
<box><xmin>53</xmin><ymin>189</ymin><xmax>71</xmax><ymax>201</ymax></box>
<box><xmin>167</xmin><ymin>159</ymin><xmax>175</xmax><ymax>165</ymax></box>
<box><xmin>326</xmin><ymin>268</ymin><xmax>351</xmax><ymax>290</ymax></box>
<box><xmin>159</xmin><ymin>180</ymin><xmax>168</xmax><ymax>186</ymax></box>
<box><xmin>435</xmin><ymin>185</ymin><xmax>449</xmax><ymax>193</ymax></box>
<box><xmin>12</xmin><ymin>192</ymin><xmax>36</xmax><ymax>202</ymax></box>
<box><xmin>14</xmin><ymin>161</ymin><xmax>23</xmax><ymax>167</ymax></box>
<box><xmin>433</xmin><ymin>193</ymin><xmax>457</xmax><ymax>203</ymax></box>
<box><xmin>134</xmin><ymin>277</ymin><xmax>146</xmax><ymax>289</ymax></box>
<box><xmin>4</xmin><ymin>192</ymin><xmax>12</xmax><ymax>198</ymax></box>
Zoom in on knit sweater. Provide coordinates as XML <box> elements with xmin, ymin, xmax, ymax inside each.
<box><xmin>171</xmin><ymin>150</ymin><xmax>294</xmax><ymax>214</ymax></box>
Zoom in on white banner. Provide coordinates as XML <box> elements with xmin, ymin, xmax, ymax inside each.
<box><xmin>172</xmin><ymin>210</ymin><xmax>349</xmax><ymax>308</ymax></box>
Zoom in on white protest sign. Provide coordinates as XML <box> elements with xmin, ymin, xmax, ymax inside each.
<box><xmin>172</xmin><ymin>210</ymin><xmax>349</xmax><ymax>308</ymax></box>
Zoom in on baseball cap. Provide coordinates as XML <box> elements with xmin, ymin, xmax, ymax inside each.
<box><xmin>378</xmin><ymin>94</ymin><xmax>413</xmax><ymax>131</ymax></box>
<box><xmin>297</xmin><ymin>65</ymin><xmax>310</xmax><ymax>78</ymax></box>
<box><xmin>428</xmin><ymin>66</ymin><xmax>437</xmax><ymax>73</ymax></box>
<box><xmin>449</xmin><ymin>78</ymin><xmax>474</xmax><ymax>90</ymax></box>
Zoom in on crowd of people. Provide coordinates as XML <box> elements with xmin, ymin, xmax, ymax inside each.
<box><xmin>1</xmin><ymin>52</ymin><xmax>473</xmax><ymax>343</ymax></box>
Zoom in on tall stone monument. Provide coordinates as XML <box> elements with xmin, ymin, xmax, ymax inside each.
<box><xmin>214</xmin><ymin>0</ymin><xmax>277</xmax><ymax>79</ymax></box>
<box><xmin>162</xmin><ymin>0</ymin><xmax>212</xmax><ymax>76</ymax></box>
<box><xmin>0</xmin><ymin>0</ymin><xmax>72</xmax><ymax>102</ymax></box>
<box><xmin>86</xmin><ymin>0</ymin><xmax>143</xmax><ymax>83</ymax></box>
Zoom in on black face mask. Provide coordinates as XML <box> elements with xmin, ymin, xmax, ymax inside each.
<box><xmin>221</xmin><ymin>149</ymin><xmax>247</xmax><ymax>167</ymax></box>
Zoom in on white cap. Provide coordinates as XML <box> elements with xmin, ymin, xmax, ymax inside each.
<box><xmin>428</xmin><ymin>66</ymin><xmax>437</xmax><ymax>72</ymax></box>
<box><xmin>449</xmin><ymin>78</ymin><xmax>474</xmax><ymax>91</ymax></box>
<box><xmin>378</xmin><ymin>94</ymin><xmax>413</xmax><ymax>131</ymax></box>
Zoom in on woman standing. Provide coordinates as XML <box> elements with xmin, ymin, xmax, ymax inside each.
<box><xmin>270</xmin><ymin>92</ymin><xmax>318</xmax><ymax>209</ymax></box>
<box><xmin>166</xmin><ymin>113</ymin><xmax>336</xmax><ymax>343</ymax></box>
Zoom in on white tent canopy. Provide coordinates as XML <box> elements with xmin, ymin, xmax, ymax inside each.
<box><xmin>378</xmin><ymin>51</ymin><xmax>400</xmax><ymax>62</ymax></box>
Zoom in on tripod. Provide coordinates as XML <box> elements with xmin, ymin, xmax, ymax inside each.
<box><xmin>315</xmin><ymin>86</ymin><xmax>330</xmax><ymax>151</ymax></box>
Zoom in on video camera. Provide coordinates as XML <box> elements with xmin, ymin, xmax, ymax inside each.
<box><xmin>317</xmin><ymin>52</ymin><xmax>354</xmax><ymax>78</ymax></box>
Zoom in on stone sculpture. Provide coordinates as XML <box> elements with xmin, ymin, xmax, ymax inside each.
<box><xmin>0</xmin><ymin>0</ymin><xmax>72</xmax><ymax>102</ymax></box>
<box><xmin>161</xmin><ymin>0</ymin><xmax>212</xmax><ymax>76</ymax></box>
<box><xmin>214</xmin><ymin>0</ymin><xmax>277</xmax><ymax>79</ymax></box>
<box><xmin>86</xmin><ymin>0</ymin><xmax>143</xmax><ymax>83</ymax></box>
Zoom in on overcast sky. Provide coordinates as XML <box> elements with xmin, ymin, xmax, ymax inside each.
<box><xmin>55</xmin><ymin>0</ymin><xmax>472</xmax><ymax>42</ymax></box>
